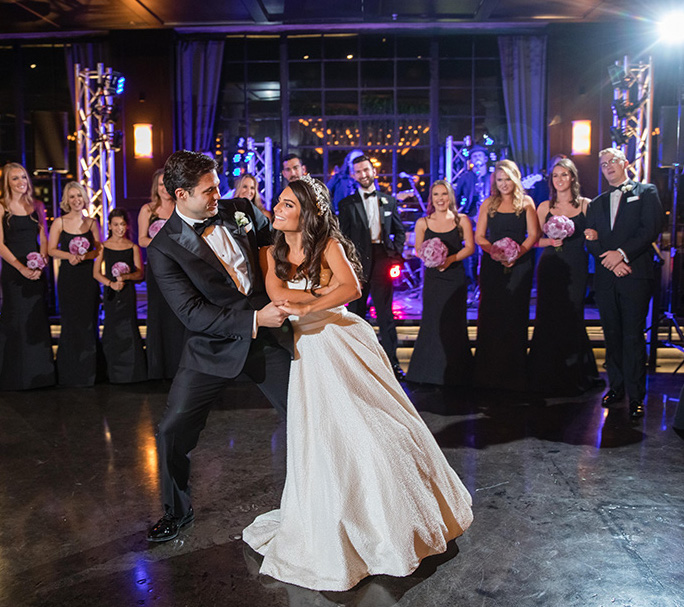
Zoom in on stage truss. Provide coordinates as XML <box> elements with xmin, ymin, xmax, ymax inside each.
<box><xmin>246</xmin><ymin>137</ymin><xmax>274</xmax><ymax>208</ymax></box>
<box><xmin>74</xmin><ymin>63</ymin><xmax>122</xmax><ymax>226</ymax></box>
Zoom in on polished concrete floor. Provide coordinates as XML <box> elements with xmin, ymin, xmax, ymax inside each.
<box><xmin>2</xmin><ymin>370</ymin><xmax>684</xmax><ymax>607</ymax></box>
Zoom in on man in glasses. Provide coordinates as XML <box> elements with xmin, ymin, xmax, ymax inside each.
<box><xmin>584</xmin><ymin>147</ymin><xmax>664</xmax><ymax>420</ymax></box>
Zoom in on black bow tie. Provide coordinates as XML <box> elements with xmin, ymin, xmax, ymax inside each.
<box><xmin>363</xmin><ymin>191</ymin><xmax>377</xmax><ymax>199</ymax></box>
<box><xmin>193</xmin><ymin>214</ymin><xmax>221</xmax><ymax>234</ymax></box>
<box><xmin>609</xmin><ymin>182</ymin><xmax>631</xmax><ymax>194</ymax></box>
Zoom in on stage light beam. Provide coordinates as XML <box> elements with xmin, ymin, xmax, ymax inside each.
<box><xmin>658</xmin><ymin>12</ymin><xmax>684</xmax><ymax>44</ymax></box>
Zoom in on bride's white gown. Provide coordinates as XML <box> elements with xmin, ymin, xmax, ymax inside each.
<box><xmin>243</xmin><ymin>281</ymin><xmax>473</xmax><ymax>591</ymax></box>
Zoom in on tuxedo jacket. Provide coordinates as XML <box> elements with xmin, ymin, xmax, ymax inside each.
<box><xmin>585</xmin><ymin>180</ymin><xmax>664</xmax><ymax>289</ymax></box>
<box><xmin>147</xmin><ymin>197</ymin><xmax>293</xmax><ymax>379</ymax></box>
<box><xmin>338</xmin><ymin>190</ymin><xmax>406</xmax><ymax>279</ymax></box>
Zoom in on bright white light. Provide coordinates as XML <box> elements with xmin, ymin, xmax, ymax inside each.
<box><xmin>659</xmin><ymin>12</ymin><xmax>684</xmax><ymax>44</ymax></box>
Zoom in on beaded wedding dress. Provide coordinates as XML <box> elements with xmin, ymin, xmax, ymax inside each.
<box><xmin>243</xmin><ymin>279</ymin><xmax>473</xmax><ymax>591</ymax></box>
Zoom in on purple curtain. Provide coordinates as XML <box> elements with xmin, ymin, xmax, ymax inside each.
<box><xmin>498</xmin><ymin>36</ymin><xmax>547</xmax><ymax>176</ymax></box>
<box><xmin>175</xmin><ymin>40</ymin><xmax>225</xmax><ymax>153</ymax></box>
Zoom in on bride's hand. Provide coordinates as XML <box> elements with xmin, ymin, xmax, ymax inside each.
<box><xmin>278</xmin><ymin>301</ymin><xmax>311</xmax><ymax>317</ymax></box>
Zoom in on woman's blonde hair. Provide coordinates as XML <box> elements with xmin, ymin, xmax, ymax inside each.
<box><xmin>235</xmin><ymin>173</ymin><xmax>268</xmax><ymax>214</ymax></box>
<box><xmin>488</xmin><ymin>159</ymin><xmax>525</xmax><ymax>217</ymax></box>
<box><xmin>1</xmin><ymin>163</ymin><xmax>36</xmax><ymax>220</ymax></box>
<box><xmin>60</xmin><ymin>181</ymin><xmax>90</xmax><ymax>213</ymax></box>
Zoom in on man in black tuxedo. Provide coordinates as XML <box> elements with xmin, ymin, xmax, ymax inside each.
<box><xmin>585</xmin><ymin>147</ymin><xmax>664</xmax><ymax>420</ymax></box>
<box><xmin>338</xmin><ymin>155</ymin><xmax>406</xmax><ymax>380</ymax></box>
<box><xmin>146</xmin><ymin>150</ymin><xmax>292</xmax><ymax>542</ymax></box>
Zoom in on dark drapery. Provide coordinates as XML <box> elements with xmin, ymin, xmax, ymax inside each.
<box><xmin>64</xmin><ymin>42</ymin><xmax>109</xmax><ymax>107</ymax></box>
<box><xmin>498</xmin><ymin>36</ymin><xmax>547</xmax><ymax>176</ymax></box>
<box><xmin>174</xmin><ymin>40</ymin><xmax>225</xmax><ymax>153</ymax></box>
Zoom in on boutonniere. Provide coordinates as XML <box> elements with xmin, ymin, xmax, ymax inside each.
<box><xmin>234</xmin><ymin>211</ymin><xmax>249</xmax><ymax>228</ymax></box>
<box><xmin>620</xmin><ymin>183</ymin><xmax>634</xmax><ymax>194</ymax></box>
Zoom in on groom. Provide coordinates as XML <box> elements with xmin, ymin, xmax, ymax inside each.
<box><xmin>146</xmin><ymin>150</ymin><xmax>293</xmax><ymax>542</ymax></box>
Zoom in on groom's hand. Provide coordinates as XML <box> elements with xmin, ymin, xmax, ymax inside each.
<box><xmin>256</xmin><ymin>301</ymin><xmax>289</xmax><ymax>328</ymax></box>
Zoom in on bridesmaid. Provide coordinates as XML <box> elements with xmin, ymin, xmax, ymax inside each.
<box><xmin>138</xmin><ymin>169</ymin><xmax>184</xmax><ymax>379</ymax></box>
<box><xmin>48</xmin><ymin>182</ymin><xmax>103</xmax><ymax>387</ymax></box>
<box><xmin>94</xmin><ymin>208</ymin><xmax>147</xmax><ymax>383</ymax></box>
<box><xmin>406</xmin><ymin>180</ymin><xmax>474</xmax><ymax>386</ymax></box>
<box><xmin>474</xmin><ymin>160</ymin><xmax>540</xmax><ymax>392</ymax></box>
<box><xmin>0</xmin><ymin>163</ymin><xmax>55</xmax><ymax>390</ymax></box>
<box><xmin>234</xmin><ymin>173</ymin><xmax>272</xmax><ymax>221</ymax></box>
<box><xmin>528</xmin><ymin>158</ymin><xmax>600</xmax><ymax>394</ymax></box>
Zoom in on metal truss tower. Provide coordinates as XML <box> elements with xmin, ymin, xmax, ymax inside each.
<box><xmin>246</xmin><ymin>137</ymin><xmax>274</xmax><ymax>208</ymax></box>
<box><xmin>610</xmin><ymin>56</ymin><xmax>653</xmax><ymax>182</ymax></box>
<box><xmin>74</xmin><ymin>63</ymin><xmax>123</xmax><ymax>226</ymax></box>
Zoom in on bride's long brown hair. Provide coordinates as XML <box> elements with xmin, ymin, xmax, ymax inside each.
<box><xmin>272</xmin><ymin>178</ymin><xmax>363</xmax><ymax>295</ymax></box>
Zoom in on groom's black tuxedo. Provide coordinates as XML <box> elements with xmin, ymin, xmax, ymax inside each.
<box><xmin>148</xmin><ymin>197</ymin><xmax>292</xmax><ymax>518</ymax></box>
<box><xmin>586</xmin><ymin>180</ymin><xmax>664</xmax><ymax>402</ymax></box>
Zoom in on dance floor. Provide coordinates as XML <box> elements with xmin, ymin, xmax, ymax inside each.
<box><xmin>2</xmin><ymin>366</ymin><xmax>684</xmax><ymax>606</ymax></box>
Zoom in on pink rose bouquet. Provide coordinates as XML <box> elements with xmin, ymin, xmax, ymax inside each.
<box><xmin>111</xmin><ymin>262</ymin><xmax>130</xmax><ymax>278</ymax></box>
<box><xmin>148</xmin><ymin>219</ymin><xmax>166</xmax><ymax>238</ymax></box>
<box><xmin>417</xmin><ymin>237</ymin><xmax>449</xmax><ymax>268</ymax></box>
<box><xmin>490</xmin><ymin>237</ymin><xmax>520</xmax><ymax>268</ymax></box>
<box><xmin>68</xmin><ymin>236</ymin><xmax>90</xmax><ymax>256</ymax></box>
<box><xmin>543</xmin><ymin>215</ymin><xmax>575</xmax><ymax>251</ymax></box>
<box><xmin>26</xmin><ymin>252</ymin><xmax>46</xmax><ymax>271</ymax></box>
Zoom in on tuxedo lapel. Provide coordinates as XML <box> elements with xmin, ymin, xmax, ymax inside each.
<box><xmin>612</xmin><ymin>181</ymin><xmax>637</xmax><ymax>232</ymax></box>
<box><xmin>351</xmin><ymin>192</ymin><xmax>370</xmax><ymax>227</ymax></box>
<box><xmin>167</xmin><ymin>214</ymin><xmax>228</xmax><ymax>277</ymax></box>
<box><xmin>223</xmin><ymin>212</ymin><xmax>258</xmax><ymax>292</ymax></box>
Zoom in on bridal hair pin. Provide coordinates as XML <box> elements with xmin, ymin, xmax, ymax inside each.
<box><xmin>299</xmin><ymin>174</ymin><xmax>330</xmax><ymax>216</ymax></box>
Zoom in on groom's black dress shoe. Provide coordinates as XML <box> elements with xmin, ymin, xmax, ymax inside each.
<box><xmin>392</xmin><ymin>364</ymin><xmax>406</xmax><ymax>381</ymax></box>
<box><xmin>147</xmin><ymin>507</ymin><xmax>195</xmax><ymax>542</ymax></box>
<box><xmin>629</xmin><ymin>400</ymin><xmax>645</xmax><ymax>420</ymax></box>
<box><xmin>602</xmin><ymin>389</ymin><xmax>624</xmax><ymax>407</ymax></box>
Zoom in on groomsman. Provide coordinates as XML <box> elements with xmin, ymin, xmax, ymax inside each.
<box><xmin>585</xmin><ymin>147</ymin><xmax>664</xmax><ymax>420</ymax></box>
<box><xmin>281</xmin><ymin>153</ymin><xmax>306</xmax><ymax>184</ymax></box>
<box><xmin>338</xmin><ymin>155</ymin><xmax>406</xmax><ymax>380</ymax></box>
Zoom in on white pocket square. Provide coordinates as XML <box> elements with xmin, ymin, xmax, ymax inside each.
<box><xmin>383</xmin><ymin>211</ymin><xmax>392</xmax><ymax>217</ymax></box>
<box><xmin>244</xmin><ymin>222</ymin><xmax>253</xmax><ymax>233</ymax></box>
<box><xmin>627</xmin><ymin>196</ymin><xmax>639</xmax><ymax>202</ymax></box>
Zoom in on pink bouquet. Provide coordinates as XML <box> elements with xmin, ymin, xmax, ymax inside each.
<box><xmin>111</xmin><ymin>262</ymin><xmax>130</xmax><ymax>278</ymax></box>
<box><xmin>148</xmin><ymin>219</ymin><xmax>166</xmax><ymax>238</ymax></box>
<box><xmin>26</xmin><ymin>252</ymin><xmax>46</xmax><ymax>271</ymax></box>
<box><xmin>543</xmin><ymin>215</ymin><xmax>575</xmax><ymax>251</ymax></box>
<box><xmin>490</xmin><ymin>237</ymin><xmax>520</xmax><ymax>266</ymax></box>
<box><xmin>68</xmin><ymin>236</ymin><xmax>90</xmax><ymax>256</ymax></box>
<box><xmin>417</xmin><ymin>237</ymin><xmax>449</xmax><ymax>268</ymax></box>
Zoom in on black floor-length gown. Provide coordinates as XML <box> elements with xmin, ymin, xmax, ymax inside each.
<box><xmin>528</xmin><ymin>212</ymin><xmax>600</xmax><ymax>395</ymax></box>
<box><xmin>101</xmin><ymin>247</ymin><xmax>147</xmax><ymax>383</ymax></box>
<box><xmin>474</xmin><ymin>211</ymin><xmax>533</xmax><ymax>392</ymax></box>
<box><xmin>144</xmin><ymin>216</ymin><xmax>185</xmax><ymax>379</ymax></box>
<box><xmin>56</xmin><ymin>229</ymin><xmax>102</xmax><ymax>386</ymax></box>
<box><xmin>0</xmin><ymin>214</ymin><xmax>55</xmax><ymax>390</ymax></box>
<box><xmin>407</xmin><ymin>225</ymin><xmax>472</xmax><ymax>385</ymax></box>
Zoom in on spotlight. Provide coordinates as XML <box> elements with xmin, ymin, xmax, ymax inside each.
<box><xmin>389</xmin><ymin>264</ymin><xmax>402</xmax><ymax>279</ymax></box>
<box><xmin>103</xmin><ymin>71</ymin><xmax>125</xmax><ymax>96</ymax></box>
<box><xmin>610</xmin><ymin>126</ymin><xmax>633</xmax><ymax>146</ymax></box>
<box><xmin>611</xmin><ymin>100</ymin><xmax>634</xmax><ymax>120</ymax></box>
<box><xmin>608</xmin><ymin>65</ymin><xmax>631</xmax><ymax>89</ymax></box>
<box><xmin>483</xmin><ymin>133</ymin><xmax>494</xmax><ymax>146</ymax></box>
<box><xmin>658</xmin><ymin>11</ymin><xmax>684</xmax><ymax>44</ymax></box>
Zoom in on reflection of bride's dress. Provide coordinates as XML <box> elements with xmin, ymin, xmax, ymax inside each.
<box><xmin>243</xmin><ymin>279</ymin><xmax>473</xmax><ymax>592</ymax></box>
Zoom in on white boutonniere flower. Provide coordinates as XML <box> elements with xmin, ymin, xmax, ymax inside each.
<box><xmin>620</xmin><ymin>183</ymin><xmax>634</xmax><ymax>194</ymax></box>
<box><xmin>234</xmin><ymin>211</ymin><xmax>249</xmax><ymax>228</ymax></box>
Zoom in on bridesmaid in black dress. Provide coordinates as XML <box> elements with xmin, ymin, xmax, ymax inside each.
<box><xmin>48</xmin><ymin>182</ymin><xmax>102</xmax><ymax>387</ymax></box>
<box><xmin>407</xmin><ymin>180</ymin><xmax>474</xmax><ymax>386</ymax></box>
<box><xmin>138</xmin><ymin>169</ymin><xmax>185</xmax><ymax>379</ymax></box>
<box><xmin>0</xmin><ymin>163</ymin><xmax>55</xmax><ymax>390</ymax></box>
<box><xmin>474</xmin><ymin>160</ymin><xmax>540</xmax><ymax>392</ymax></box>
<box><xmin>528</xmin><ymin>158</ymin><xmax>600</xmax><ymax>395</ymax></box>
<box><xmin>234</xmin><ymin>173</ymin><xmax>273</xmax><ymax>221</ymax></box>
<box><xmin>94</xmin><ymin>208</ymin><xmax>147</xmax><ymax>383</ymax></box>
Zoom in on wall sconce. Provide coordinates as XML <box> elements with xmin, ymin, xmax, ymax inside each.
<box><xmin>133</xmin><ymin>123</ymin><xmax>153</xmax><ymax>158</ymax></box>
<box><xmin>571</xmin><ymin>120</ymin><xmax>592</xmax><ymax>156</ymax></box>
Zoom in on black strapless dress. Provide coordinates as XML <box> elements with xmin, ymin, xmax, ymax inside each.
<box><xmin>474</xmin><ymin>211</ymin><xmax>533</xmax><ymax>392</ymax></box>
<box><xmin>528</xmin><ymin>212</ymin><xmax>600</xmax><ymax>395</ymax></box>
<box><xmin>101</xmin><ymin>247</ymin><xmax>147</xmax><ymax>383</ymax></box>
<box><xmin>56</xmin><ymin>228</ymin><xmax>103</xmax><ymax>386</ymax></box>
<box><xmin>0</xmin><ymin>214</ymin><xmax>55</xmax><ymax>390</ymax></box>
<box><xmin>407</xmin><ymin>225</ymin><xmax>472</xmax><ymax>385</ymax></box>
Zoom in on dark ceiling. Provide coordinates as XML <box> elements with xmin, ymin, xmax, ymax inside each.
<box><xmin>0</xmin><ymin>0</ymin><xmax>677</xmax><ymax>36</ymax></box>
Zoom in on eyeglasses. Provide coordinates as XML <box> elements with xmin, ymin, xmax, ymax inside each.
<box><xmin>600</xmin><ymin>158</ymin><xmax>621</xmax><ymax>168</ymax></box>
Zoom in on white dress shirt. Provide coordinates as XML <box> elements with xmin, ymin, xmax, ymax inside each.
<box><xmin>175</xmin><ymin>208</ymin><xmax>251</xmax><ymax>296</ymax></box>
<box><xmin>610</xmin><ymin>180</ymin><xmax>629</xmax><ymax>230</ymax></box>
<box><xmin>360</xmin><ymin>188</ymin><xmax>382</xmax><ymax>243</ymax></box>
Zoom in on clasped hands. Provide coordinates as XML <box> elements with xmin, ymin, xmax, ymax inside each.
<box><xmin>584</xmin><ymin>228</ymin><xmax>631</xmax><ymax>277</ymax></box>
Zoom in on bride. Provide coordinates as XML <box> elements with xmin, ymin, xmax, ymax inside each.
<box><xmin>242</xmin><ymin>175</ymin><xmax>473</xmax><ymax>592</ymax></box>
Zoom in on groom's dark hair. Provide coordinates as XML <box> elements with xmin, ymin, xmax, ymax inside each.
<box><xmin>163</xmin><ymin>150</ymin><xmax>219</xmax><ymax>201</ymax></box>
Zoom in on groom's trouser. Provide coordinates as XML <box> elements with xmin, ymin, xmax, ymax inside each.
<box><xmin>156</xmin><ymin>337</ymin><xmax>290</xmax><ymax>517</ymax></box>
